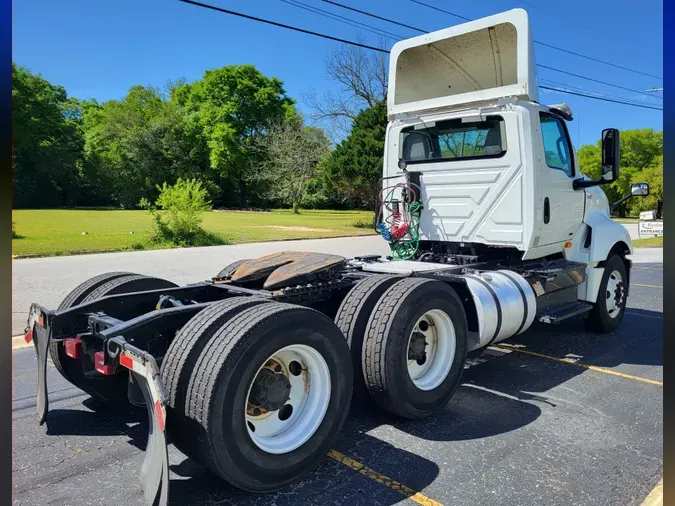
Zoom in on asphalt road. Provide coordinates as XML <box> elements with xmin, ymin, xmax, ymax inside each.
<box><xmin>12</xmin><ymin>242</ymin><xmax>662</xmax><ymax>506</ymax></box>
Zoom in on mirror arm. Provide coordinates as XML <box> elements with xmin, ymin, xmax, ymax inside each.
<box><xmin>573</xmin><ymin>178</ymin><xmax>602</xmax><ymax>190</ymax></box>
<box><xmin>610</xmin><ymin>193</ymin><xmax>634</xmax><ymax>211</ymax></box>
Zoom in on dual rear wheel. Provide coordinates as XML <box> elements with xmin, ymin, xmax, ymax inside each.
<box><xmin>336</xmin><ymin>277</ymin><xmax>469</xmax><ymax>419</ymax></box>
<box><xmin>161</xmin><ymin>299</ymin><xmax>353</xmax><ymax>492</ymax></box>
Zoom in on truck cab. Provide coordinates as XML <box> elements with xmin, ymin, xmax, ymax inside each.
<box><xmin>380</xmin><ymin>8</ymin><xmax>636</xmax><ymax>306</ymax></box>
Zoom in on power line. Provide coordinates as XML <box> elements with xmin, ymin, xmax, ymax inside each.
<box><xmin>281</xmin><ymin>0</ymin><xmax>405</xmax><ymax>41</ymax></box>
<box><xmin>540</xmin><ymin>86</ymin><xmax>662</xmax><ymax>111</ymax></box>
<box><xmin>178</xmin><ymin>0</ymin><xmax>388</xmax><ymax>54</ymax></box>
<box><xmin>538</xmin><ymin>65</ymin><xmax>662</xmax><ymax>101</ymax></box>
<box><xmin>539</xmin><ymin>78</ymin><xmax>660</xmax><ymax>108</ymax></box>
<box><xmin>289</xmin><ymin>0</ymin><xmax>659</xmax><ymax>104</ymax></box>
<box><xmin>295</xmin><ymin>0</ymin><xmax>659</xmax><ymax>102</ymax></box>
<box><xmin>180</xmin><ymin>1</ymin><xmax>663</xmax><ymax>112</ymax></box>
<box><xmin>322</xmin><ymin>0</ymin><xmax>425</xmax><ymax>32</ymax></box>
<box><xmin>326</xmin><ymin>0</ymin><xmax>663</xmax><ymax>81</ymax></box>
<box><xmin>513</xmin><ymin>0</ymin><xmax>594</xmax><ymax>31</ymax></box>
<box><xmin>409</xmin><ymin>0</ymin><xmax>662</xmax><ymax>80</ymax></box>
<box><xmin>409</xmin><ymin>0</ymin><xmax>470</xmax><ymax>22</ymax></box>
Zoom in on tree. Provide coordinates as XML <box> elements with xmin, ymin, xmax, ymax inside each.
<box><xmin>304</xmin><ymin>39</ymin><xmax>388</xmax><ymax>140</ymax></box>
<box><xmin>173</xmin><ymin>65</ymin><xmax>296</xmax><ymax>207</ymax></box>
<box><xmin>82</xmin><ymin>85</ymin><xmax>207</xmax><ymax>208</ymax></box>
<box><xmin>323</xmin><ymin>101</ymin><xmax>388</xmax><ymax>213</ymax></box>
<box><xmin>576</xmin><ymin>129</ymin><xmax>662</xmax><ymax>217</ymax></box>
<box><xmin>12</xmin><ymin>64</ymin><xmax>84</xmax><ymax>208</ymax></box>
<box><xmin>249</xmin><ymin>119</ymin><xmax>331</xmax><ymax>213</ymax></box>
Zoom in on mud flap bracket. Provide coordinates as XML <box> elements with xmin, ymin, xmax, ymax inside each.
<box><xmin>108</xmin><ymin>337</ymin><xmax>170</xmax><ymax>506</ymax></box>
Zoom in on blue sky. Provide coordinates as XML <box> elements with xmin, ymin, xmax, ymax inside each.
<box><xmin>12</xmin><ymin>0</ymin><xmax>663</xmax><ymax>147</ymax></box>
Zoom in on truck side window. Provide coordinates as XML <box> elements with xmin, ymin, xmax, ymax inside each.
<box><xmin>539</xmin><ymin>114</ymin><xmax>574</xmax><ymax>176</ymax></box>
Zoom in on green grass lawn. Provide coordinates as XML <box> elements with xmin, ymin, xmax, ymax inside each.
<box><xmin>632</xmin><ymin>236</ymin><xmax>663</xmax><ymax>248</ymax></box>
<box><xmin>12</xmin><ymin>209</ymin><xmax>376</xmax><ymax>257</ymax></box>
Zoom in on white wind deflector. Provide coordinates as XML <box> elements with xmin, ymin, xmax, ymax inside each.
<box><xmin>387</xmin><ymin>9</ymin><xmax>537</xmax><ymax>119</ymax></box>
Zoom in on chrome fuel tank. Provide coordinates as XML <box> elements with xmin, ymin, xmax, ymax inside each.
<box><xmin>463</xmin><ymin>270</ymin><xmax>536</xmax><ymax>351</ymax></box>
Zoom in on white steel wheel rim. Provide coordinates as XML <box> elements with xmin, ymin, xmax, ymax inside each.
<box><xmin>606</xmin><ymin>269</ymin><xmax>625</xmax><ymax>319</ymax></box>
<box><xmin>406</xmin><ymin>309</ymin><xmax>456</xmax><ymax>391</ymax></box>
<box><xmin>245</xmin><ymin>344</ymin><xmax>331</xmax><ymax>454</ymax></box>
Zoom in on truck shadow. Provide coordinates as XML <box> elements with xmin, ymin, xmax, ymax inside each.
<box><xmin>166</xmin><ymin>384</ymin><xmax>542</xmax><ymax>506</ymax></box>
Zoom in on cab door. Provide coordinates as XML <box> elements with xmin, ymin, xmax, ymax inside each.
<box><xmin>537</xmin><ymin>113</ymin><xmax>585</xmax><ymax>246</ymax></box>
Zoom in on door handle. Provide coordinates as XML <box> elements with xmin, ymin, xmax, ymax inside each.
<box><xmin>544</xmin><ymin>197</ymin><xmax>550</xmax><ymax>224</ymax></box>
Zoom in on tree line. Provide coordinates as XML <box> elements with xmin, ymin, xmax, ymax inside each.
<box><xmin>12</xmin><ymin>46</ymin><xmax>662</xmax><ymax>218</ymax></box>
<box><xmin>12</xmin><ymin>60</ymin><xmax>387</xmax><ymax>213</ymax></box>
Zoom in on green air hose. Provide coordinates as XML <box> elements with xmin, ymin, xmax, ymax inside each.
<box><xmin>390</xmin><ymin>201</ymin><xmax>422</xmax><ymax>260</ymax></box>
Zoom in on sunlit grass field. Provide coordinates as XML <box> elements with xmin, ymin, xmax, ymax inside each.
<box><xmin>12</xmin><ymin>209</ymin><xmax>376</xmax><ymax>257</ymax></box>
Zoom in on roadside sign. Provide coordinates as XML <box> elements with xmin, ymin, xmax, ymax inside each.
<box><xmin>638</xmin><ymin>221</ymin><xmax>663</xmax><ymax>238</ymax></box>
<box><xmin>640</xmin><ymin>210</ymin><xmax>657</xmax><ymax>221</ymax></box>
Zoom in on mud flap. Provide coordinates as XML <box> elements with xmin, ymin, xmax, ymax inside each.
<box><xmin>109</xmin><ymin>337</ymin><xmax>170</xmax><ymax>506</ymax></box>
<box><xmin>26</xmin><ymin>306</ymin><xmax>170</xmax><ymax>506</ymax></box>
<box><xmin>26</xmin><ymin>304</ymin><xmax>51</xmax><ymax>425</ymax></box>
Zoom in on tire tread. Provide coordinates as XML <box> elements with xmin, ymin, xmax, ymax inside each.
<box><xmin>362</xmin><ymin>278</ymin><xmax>432</xmax><ymax>413</ymax></box>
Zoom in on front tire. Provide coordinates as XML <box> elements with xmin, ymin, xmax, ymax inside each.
<box><xmin>585</xmin><ymin>254</ymin><xmax>628</xmax><ymax>333</ymax></box>
<box><xmin>185</xmin><ymin>303</ymin><xmax>353</xmax><ymax>492</ymax></box>
<box><xmin>362</xmin><ymin>278</ymin><xmax>468</xmax><ymax>419</ymax></box>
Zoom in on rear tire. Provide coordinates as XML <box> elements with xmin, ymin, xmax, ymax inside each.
<box><xmin>160</xmin><ymin>296</ymin><xmax>272</xmax><ymax>459</ymax></box>
<box><xmin>362</xmin><ymin>278</ymin><xmax>468</xmax><ymax>419</ymax></box>
<box><xmin>585</xmin><ymin>254</ymin><xmax>628</xmax><ymax>333</ymax></box>
<box><xmin>49</xmin><ymin>272</ymin><xmax>133</xmax><ymax>395</ymax></box>
<box><xmin>334</xmin><ymin>274</ymin><xmax>400</xmax><ymax>403</ymax></box>
<box><xmin>50</xmin><ymin>272</ymin><xmax>133</xmax><ymax>384</ymax></box>
<box><xmin>185</xmin><ymin>303</ymin><xmax>353</xmax><ymax>492</ymax></box>
<box><xmin>215</xmin><ymin>259</ymin><xmax>250</xmax><ymax>279</ymax></box>
<box><xmin>50</xmin><ymin>273</ymin><xmax>177</xmax><ymax>404</ymax></box>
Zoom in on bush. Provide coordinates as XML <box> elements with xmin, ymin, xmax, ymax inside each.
<box><xmin>140</xmin><ymin>178</ymin><xmax>215</xmax><ymax>246</ymax></box>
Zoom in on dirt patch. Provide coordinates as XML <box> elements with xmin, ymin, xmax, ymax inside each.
<box><xmin>255</xmin><ymin>225</ymin><xmax>337</xmax><ymax>232</ymax></box>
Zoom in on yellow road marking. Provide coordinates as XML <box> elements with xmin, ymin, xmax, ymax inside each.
<box><xmin>626</xmin><ymin>311</ymin><xmax>663</xmax><ymax>320</ymax></box>
<box><xmin>640</xmin><ymin>478</ymin><xmax>663</xmax><ymax>506</ymax></box>
<box><xmin>328</xmin><ymin>449</ymin><xmax>443</xmax><ymax>506</ymax></box>
<box><xmin>632</xmin><ymin>283</ymin><xmax>663</xmax><ymax>289</ymax></box>
<box><xmin>491</xmin><ymin>344</ymin><xmax>663</xmax><ymax>386</ymax></box>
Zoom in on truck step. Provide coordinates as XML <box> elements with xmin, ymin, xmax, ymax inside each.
<box><xmin>538</xmin><ymin>301</ymin><xmax>593</xmax><ymax>324</ymax></box>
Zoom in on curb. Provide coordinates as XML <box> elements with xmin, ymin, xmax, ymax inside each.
<box><xmin>12</xmin><ymin>335</ymin><xmax>32</xmax><ymax>350</ymax></box>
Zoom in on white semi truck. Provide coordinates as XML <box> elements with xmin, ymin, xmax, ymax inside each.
<box><xmin>25</xmin><ymin>8</ymin><xmax>649</xmax><ymax>505</ymax></box>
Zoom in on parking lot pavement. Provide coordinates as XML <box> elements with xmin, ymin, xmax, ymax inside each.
<box><xmin>12</xmin><ymin>263</ymin><xmax>662</xmax><ymax>505</ymax></box>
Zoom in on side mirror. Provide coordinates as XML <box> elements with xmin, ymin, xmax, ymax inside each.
<box><xmin>631</xmin><ymin>183</ymin><xmax>649</xmax><ymax>196</ymax></box>
<box><xmin>573</xmin><ymin>128</ymin><xmax>621</xmax><ymax>190</ymax></box>
<box><xmin>610</xmin><ymin>182</ymin><xmax>650</xmax><ymax>210</ymax></box>
<box><xmin>600</xmin><ymin>128</ymin><xmax>620</xmax><ymax>182</ymax></box>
